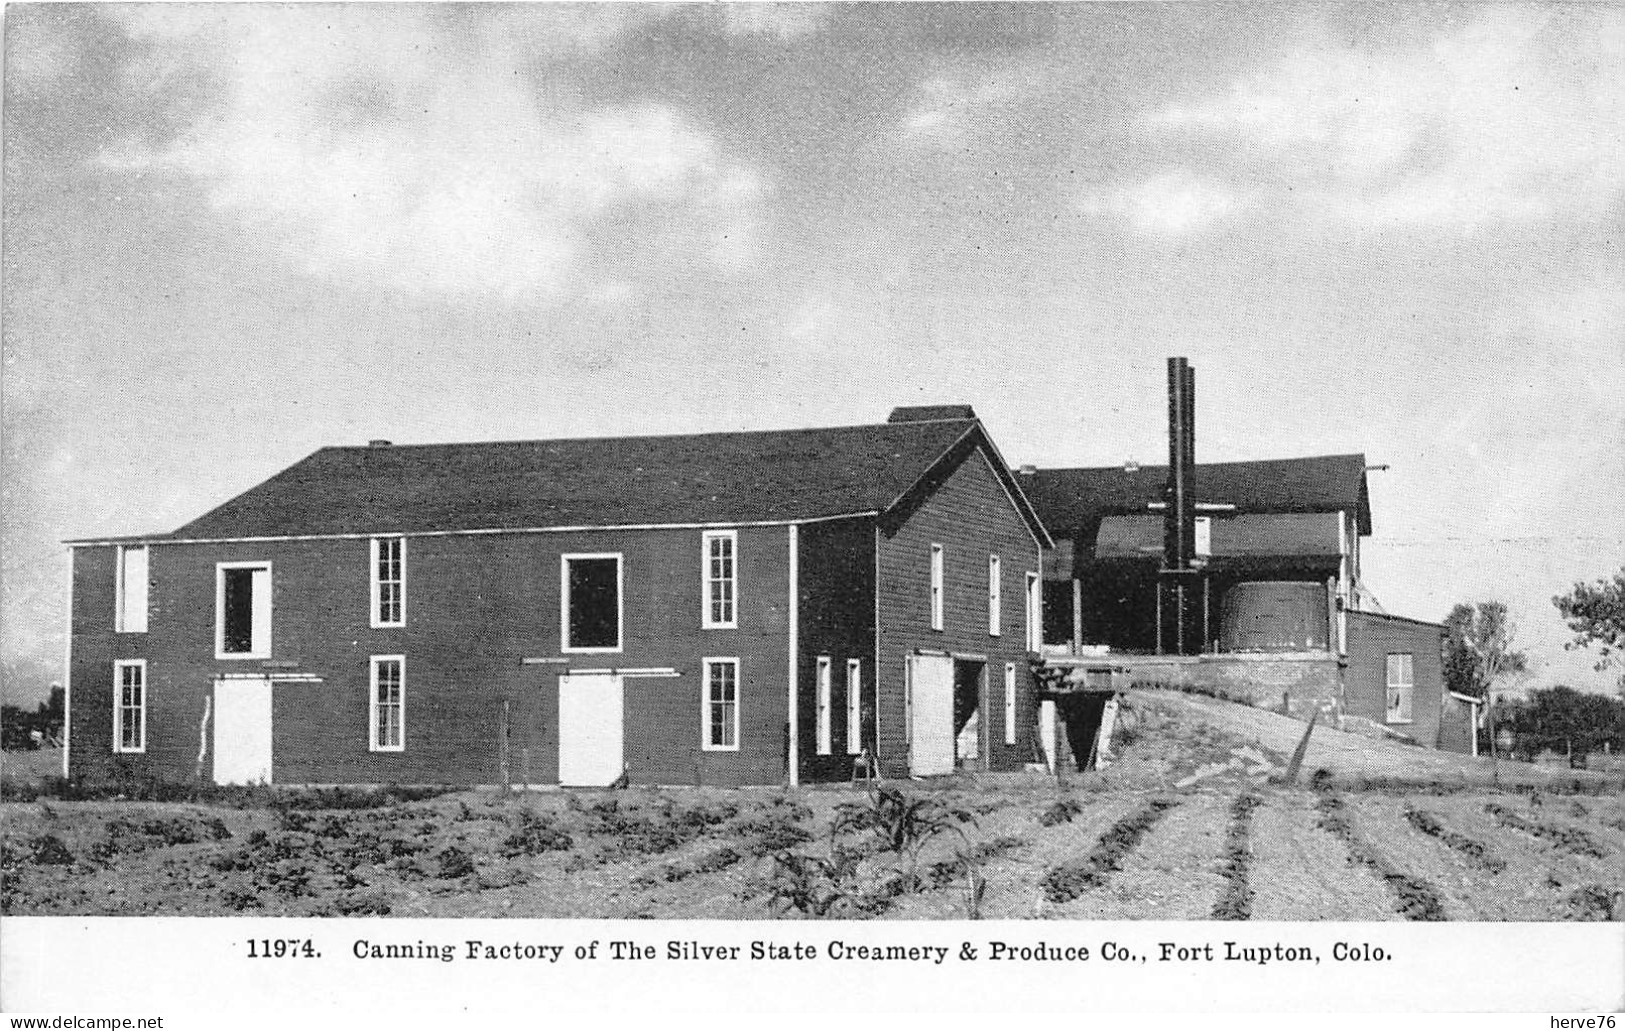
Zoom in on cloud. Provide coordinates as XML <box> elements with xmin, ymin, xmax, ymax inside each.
<box><xmin>95</xmin><ymin>6</ymin><xmax>763</xmax><ymax>303</ymax></box>
<box><xmin>901</xmin><ymin>73</ymin><xmax>1024</xmax><ymax>144</ymax></box>
<box><xmin>718</xmin><ymin>5</ymin><xmax>830</xmax><ymax>41</ymax></box>
<box><xmin>1122</xmin><ymin>7</ymin><xmax>1624</xmax><ymax>231</ymax></box>
<box><xmin>1081</xmin><ymin>171</ymin><xmax>1243</xmax><ymax>235</ymax></box>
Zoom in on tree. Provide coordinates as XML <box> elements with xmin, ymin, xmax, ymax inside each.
<box><xmin>1442</xmin><ymin>601</ymin><xmax>1527</xmax><ymax>700</ymax></box>
<box><xmin>1553</xmin><ymin>567</ymin><xmax>1625</xmax><ymax>689</ymax></box>
<box><xmin>1501</xmin><ymin>686</ymin><xmax>1625</xmax><ymax>768</ymax></box>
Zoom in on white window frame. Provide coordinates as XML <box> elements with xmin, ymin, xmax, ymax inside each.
<box><xmin>930</xmin><ymin>544</ymin><xmax>944</xmax><ymax>632</ymax></box>
<box><xmin>815</xmin><ymin>656</ymin><xmax>833</xmax><ymax>756</ymax></box>
<box><xmin>1025</xmin><ymin>572</ymin><xmax>1042</xmax><ymax>652</ymax></box>
<box><xmin>370</xmin><ymin>536</ymin><xmax>406</xmax><ymax>629</ymax></box>
<box><xmin>1004</xmin><ymin>662</ymin><xmax>1017</xmax><ymax>746</ymax></box>
<box><xmin>369</xmin><ymin>654</ymin><xmax>406</xmax><ymax>752</ymax></box>
<box><xmin>701</xmin><ymin>657</ymin><xmax>740</xmax><ymax>752</ymax></box>
<box><xmin>988</xmin><ymin>553</ymin><xmax>1002</xmax><ymax>637</ymax></box>
<box><xmin>846</xmin><ymin>659</ymin><xmax>863</xmax><ymax>756</ymax></box>
<box><xmin>560</xmin><ymin>553</ymin><xmax>623</xmax><ymax>654</ymax></box>
<box><xmin>113</xmin><ymin>659</ymin><xmax>146</xmax><ymax>754</ymax></box>
<box><xmin>1386</xmin><ymin>652</ymin><xmax>1415</xmax><ymax>724</ymax></box>
<box><xmin>115</xmin><ymin>545</ymin><xmax>149</xmax><ymax>633</ymax></box>
<box><xmin>701</xmin><ymin>530</ymin><xmax>738</xmax><ymax>629</ymax></box>
<box><xmin>215</xmin><ymin>561</ymin><xmax>272</xmax><ymax>660</ymax></box>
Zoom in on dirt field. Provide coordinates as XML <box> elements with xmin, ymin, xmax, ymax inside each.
<box><xmin>4</xmin><ymin>692</ymin><xmax>1621</xmax><ymax>921</ymax></box>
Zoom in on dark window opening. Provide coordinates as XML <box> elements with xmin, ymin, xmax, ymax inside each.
<box><xmin>566</xmin><ymin>557</ymin><xmax>620</xmax><ymax>650</ymax></box>
<box><xmin>223</xmin><ymin>568</ymin><xmax>255</xmax><ymax>653</ymax></box>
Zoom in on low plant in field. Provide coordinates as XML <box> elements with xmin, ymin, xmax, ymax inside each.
<box><xmin>1564</xmin><ymin>885</ymin><xmax>1623</xmax><ymax>922</ymax></box>
<box><xmin>1041</xmin><ymin>798</ymin><xmax>1179</xmax><ymax>903</ymax></box>
<box><xmin>763</xmin><ymin>847</ymin><xmax>893</xmax><ymax>918</ymax></box>
<box><xmin>1315</xmin><ymin>791</ymin><xmax>1445</xmax><ymax>921</ymax></box>
<box><xmin>1403</xmin><ymin>807</ymin><xmax>1505</xmax><ymax>873</ymax></box>
<box><xmin>28</xmin><ymin>834</ymin><xmax>75</xmax><ymax>866</ymax></box>
<box><xmin>1485</xmin><ymin>804</ymin><xmax>1611</xmax><ymax>860</ymax></box>
<box><xmin>434</xmin><ymin>845</ymin><xmax>476</xmax><ymax>880</ymax></box>
<box><xmin>1211</xmin><ymin>794</ymin><xmax>1262</xmax><ymax>920</ymax></box>
<box><xmin>831</xmin><ymin>787</ymin><xmax>974</xmax><ymax>870</ymax></box>
<box><xmin>1038</xmin><ymin>798</ymin><xmax>1084</xmax><ymax>827</ymax></box>
<box><xmin>498</xmin><ymin>809</ymin><xmax>574</xmax><ymax>858</ymax></box>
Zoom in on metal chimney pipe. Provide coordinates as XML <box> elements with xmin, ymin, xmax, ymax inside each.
<box><xmin>1165</xmin><ymin>357</ymin><xmax>1191</xmax><ymax>573</ymax></box>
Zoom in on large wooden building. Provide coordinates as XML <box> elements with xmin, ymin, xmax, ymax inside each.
<box><xmin>1022</xmin><ymin>454</ymin><xmax>1450</xmax><ymax>749</ymax></box>
<box><xmin>65</xmin><ymin>406</ymin><xmax>1049</xmax><ymax>787</ymax></box>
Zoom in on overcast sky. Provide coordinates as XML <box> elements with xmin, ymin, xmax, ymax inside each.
<box><xmin>4</xmin><ymin>2</ymin><xmax>1622</xmax><ymax>703</ymax></box>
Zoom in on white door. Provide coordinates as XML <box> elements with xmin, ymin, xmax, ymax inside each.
<box><xmin>908</xmin><ymin>655</ymin><xmax>954</xmax><ymax>777</ymax></box>
<box><xmin>558</xmin><ymin>673</ymin><xmax>624</xmax><ymax>786</ymax></box>
<box><xmin>213</xmin><ymin>678</ymin><xmax>273</xmax><ymax>785</ymax></box>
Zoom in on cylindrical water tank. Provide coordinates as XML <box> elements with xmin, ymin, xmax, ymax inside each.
<box><xmin>1219</xmin><ymin>581</ymin><xmax>1330</xmax><ymax>652</ymax></box>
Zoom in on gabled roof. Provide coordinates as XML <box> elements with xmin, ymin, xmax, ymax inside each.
<box><xmin>1023</xmin><ymin>453</ymin><xmax>1372</xmax><ymax>545</ymax></box>
<box><xmin>130</xmin><ymin>418</ymin><xmax>1049</xmax><ymax>543</ymax></box>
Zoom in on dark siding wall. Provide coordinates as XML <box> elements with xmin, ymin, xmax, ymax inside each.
<box><xmin>875</xmin><ymin>450</ymin><xmax>1043</xmax><ymax>777</ymax></box>
<box><xmin>68</xmin><ymin>527</ymin><xmax>790</xmax><ymax>786</ymax></box>
<box><xmin>1344</xmin><ymin>612</ymin><xmax>1444</xmax><ymax>747</ymax></box>
<box><xmin>795</xmin><ymin>517</ymin><xmax>877</xmax><ymax>783</ymax></box>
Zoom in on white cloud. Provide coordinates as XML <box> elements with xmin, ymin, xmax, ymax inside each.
<box><xmin>1082</xmin><ymin>172</ymin><xmax>1243</xmax><ymax>235</ymax></box>
<box><xmin>97</xmin><ymin>7</ymin><xmax>763</xmax><ymax>303</ymax></box>
<box><xmin>719</xmin><ymin>5</ymin><xmax>830</xmax><ymax>41</ymax></box>
<box><xmin>901</xmin><ymin>73</ymin><xmax>1024</xmax><ymax>144</ymax></box>
<box><xmin>1134</xmin><ymin>7</ymin><xmax>1624</xmax><ymax>230</ymax></box>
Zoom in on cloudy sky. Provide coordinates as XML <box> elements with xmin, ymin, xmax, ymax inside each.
<box><xmin>4</xmin><ymin>2</ymin><xmax>1622</xmax><ymax>703</ymax></box>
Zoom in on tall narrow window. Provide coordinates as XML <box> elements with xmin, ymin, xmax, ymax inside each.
<box><xmin>846</xmin><ymin>659</ymin><xmax>863</xmax><ymax>756</ymax></box>
<box><xmin>702</xmin><ymin>657</ymin><xmax>739</xmax><ymax>751</ymax></box>
<box><xmin>1386</xmin><ymin>653</ymin><xmax>1414</xmax><ymax>724</ymax></box>
<box><xmin>1003</xmin><ymin>663</ymin><xmax>1017</xmax><ymax>745</ymax></box>
<box><xmin>930</xmin><ymin>544</ymin><xmax>944</xmax><ymax>631</ymax></box>
<box><xmin>216</xmin><ymin>562</ymin><xmax>272</xmax><ymax>659</ymax></box>
<box><xmin>702</xmin><ymin>530</ymin><xmax>737</xmax><ymax>629</ymax></box>
<box><xmin>1025</xmin><ymin>572</ymin><xmax>1041</xmax><ymax>652</ymax></box>
<box><xmin>370</xmin><ymin>536</ymin><xmax>405</xmax><ymax>628</ymax></box>
<box><xmin>115</xmin><ymin>545</ymin><xmax>149</xmax><ymax>633</ymax></box>
<box><xmin>113</xmin><ymin>659</ymin><xmax>146</xmax><ymax>753</ymax></box>
<box><xmin>988</xmin><ymin>554</ymin><xmax>1002</xmax><ymax>636</ymax></box>
<box><xmin>816</xmin><ymin>656</ymin><xmax>832</xmax><ymax>756</ymax></box>
<box><xmin>370</xmin><ymin>655</ymin><xmax>405</xmax><ymax>752</ymax></box>
<box><xmin>562</xmin><ymin>554</ymin><xmax>622</xmax><ymax>653</ymax></box>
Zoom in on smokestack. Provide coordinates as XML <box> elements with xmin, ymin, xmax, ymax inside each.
<box><xmin>1164</xmin><ymin>357</ymin><xmax>1192</xmax><ymax>572</ymax></box>
<box><xmin>1160</xmin><ymin>357</ymin><xmax>1200</xmax><ymax>655</ymax></box>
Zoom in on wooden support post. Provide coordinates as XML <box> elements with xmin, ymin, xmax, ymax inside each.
<box><xmin>1155</xmin><ymin>582</ymin><xmax>1164</xmax><ymax>656</ymax></box>
<box><xmin>499</xmin><ymin>701</ymin><xmax>511</xmax><ymax>792</ymax></box>
<box><xmin>1071</xmin><ymin>579</ymin><xmax>1083</xmax><ymax>654</ymax></box>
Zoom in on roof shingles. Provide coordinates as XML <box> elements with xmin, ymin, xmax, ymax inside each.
<box><xmin>170</xmin><ymin>421</ymin><xmax>983</xmax><ymax>539</ymax></box>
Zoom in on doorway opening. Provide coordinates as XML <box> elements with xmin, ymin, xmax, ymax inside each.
<box><xmin>953</xmin><ymin>659</ymin><xmax>986</xmax><ymax>767</ymax></box>
<box><xmin>1057</xmin><ymin>694</ymin><xmax>1110</xmax><ymax>770</ymax></box>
